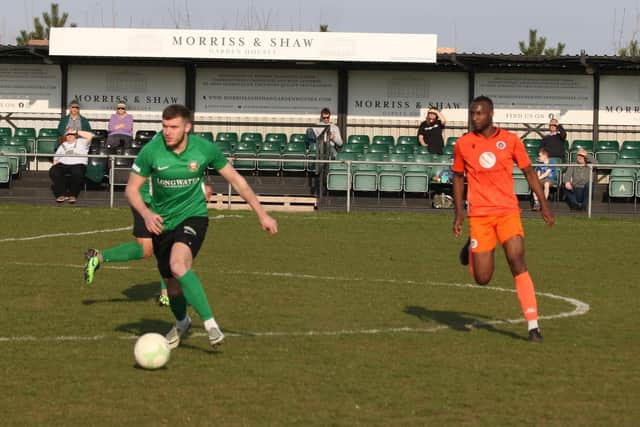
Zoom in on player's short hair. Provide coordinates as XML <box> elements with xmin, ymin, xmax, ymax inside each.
<box><xmin>471</xmin><ymin>96</ymin><xmax>494</xmax><ymax>110</ymax></box>
<box><xmin>162</xmin><ymin>104</ymin><xmax>193</xmax><ymax>123</ymax></box>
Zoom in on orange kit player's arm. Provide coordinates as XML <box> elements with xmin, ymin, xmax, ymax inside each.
<box><xmin>452</xmin><ymin>171</ymin><xmax>466</xmax><ymax>237</ymax></box>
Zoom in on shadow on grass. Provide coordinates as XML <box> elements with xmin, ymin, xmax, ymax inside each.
<box><xmin>82</xmin><ymin>281</ymin><xmax>160</xmax><ymax>305</ymax></box>
<box><xmin>403</xmin><ymin>305</ymin><xmax>526</xmax><ymax>341</ymax></box>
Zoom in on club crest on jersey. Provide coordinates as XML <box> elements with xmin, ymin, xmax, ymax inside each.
<box><xmin>496</xmin><ymin>140</ymin><xmax>506</xmax><ymax>150</ymax></box>
<box><xmin>478</xmin><ymin>151</ymin><xmax>496</xmax><ymax>169</ymax></box>
<box><xmin>188</xmin><ymin>160</ymin><xmax>199</xmax><ymax>172</ymax></box>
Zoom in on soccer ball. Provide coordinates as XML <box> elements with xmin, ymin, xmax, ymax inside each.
<box><xmin>134</xmin><ymin>333</ymin><xmax>170</xmax><ymax>370</ymax></box>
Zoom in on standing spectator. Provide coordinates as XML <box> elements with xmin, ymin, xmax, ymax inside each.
<box><xmin>452</xmin><ymin>96</ymin><xmax>554</xmax><ymax>343</ymax></box>
<box><xmin>106</xmin><ymin>102</ymin><xmax>134</xmax><ymax>150</ymax></box>
<box><xmin>540</xmin><ymin>118</ymin><xmax>567</xmax><ymax>161</ymax></box>
<box><xmin>49</xmin><ymin>128</ymin><xmax>94</xmax><ymax>203</ymax></box>
<box><xmin>57</xmin><ymin>100</ymin><xmax>92</xmax><ymax>137</ymax></box>
<box><xmin>417</xmin><ymin>108</ymin><xmax>446</xmax><ymax>154</ymax></box>
<box><xmin>532</xmin><ymin>148</ymin><xmax>557</xmax><ymax>211</ymax></box>
<box><xmin>563</xmin><ymin>148</ymin><xmax>596</xmax><ymax>210</ymax></box>
<box><xmin>307</xmin><ymin>107</ymin><xmax>343</xmax><ymax>159</ymax></box>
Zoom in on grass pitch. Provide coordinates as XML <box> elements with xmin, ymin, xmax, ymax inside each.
<box><xmin>0</xmin><ymin>204</ymin><xmax>638</xmax><ymax>426</ymax></box>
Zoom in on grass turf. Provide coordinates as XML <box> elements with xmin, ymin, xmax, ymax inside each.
<box><xmin>0</xmin><ymin>204</ymin><xmax>638</xmax><ymax>426</ymax></box>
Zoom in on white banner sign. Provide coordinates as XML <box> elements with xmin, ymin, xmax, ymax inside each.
<box><xmin>67</xmin><ymin>65</ymin><xmax>185</xmax><ymax>117</ymax></box>
<box><xmin>50</xmin><ymin>28</ymin><xmax>437</xmax><ymax>63</ymax></box>
<box><xmin>348</xmin><ymin>71</ymin><xmax>468</xmax><ymax>120</ymax></box>
<box><xmin>599</xmin><ymin>76</ymin><xmax>640</xmax><ymax>125</ymax></box>
<box><xmin>0</xmin><ymin>64</ymin><xmax>61</xmax><ymax>113</ymax></box>
<box><xmin>475</xmin><ymin>73</ymin><xmax>594</xmax><ymax>124</ymax></box>
<box><xmin>195</xmin><ymin>68</ymin><xmax>338</xmax><ymax>117</ymax></box>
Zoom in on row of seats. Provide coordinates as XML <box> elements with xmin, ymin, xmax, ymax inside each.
<box><xmin>326</xmin><ymin>152</ymin><xmax>453</xmax><ymax>193</ymax></box>
<box><xmin>522</xmin><ymin>138</ymin><xmax>640</xmax><ymax>164</ymax></box>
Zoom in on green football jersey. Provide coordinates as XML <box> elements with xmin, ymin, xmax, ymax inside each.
<box><xmin>132</xmin><ymin>133</ymin><xmax>228</xmax><ymax>231</ymax></box>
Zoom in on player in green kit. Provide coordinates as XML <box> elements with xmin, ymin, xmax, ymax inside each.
<box><xmin>83</xmin><ymin>180</ymin><xmax>213</xmax><ymax>307</ymax></box>
<box><xmin>125</xmin><ymin>104</ymin><xmax>278</xmax><ymax>348</ymax></box>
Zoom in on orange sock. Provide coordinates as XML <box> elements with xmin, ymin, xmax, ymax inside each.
<box><xmin>515</xmin><ymin>271</ymin><xmax>538</xmax><ymax>321</ymax></box>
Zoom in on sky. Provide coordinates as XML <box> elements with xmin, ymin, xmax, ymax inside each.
<box><xmin>1</xmin><ymin>0</ymin><xmax>640</xmax><ymax>55</ymax></box>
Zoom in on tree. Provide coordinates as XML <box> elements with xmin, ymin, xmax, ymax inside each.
<box><xmin>16</xmin><ymin>3</ymin><xmax>76</xmax><ymax>45</ymax></box>
<box><xmin>619</xmin><ymin>40</ymin><xmax>640</xmax><ymax>57</ymax></box>
<box><xmin>518</xmin><ymin>28</ymin><xmax>565</xmax><ymax>56</ymax></box>
<box><xmin>613</xmin><ymin>8</ymin><xmax>640</xmax><ymax>57</ymax></box>
<box><xmin>319</xmin><ymin>24</ymin><xmax>329</xmax><ymax>32</ymax></box>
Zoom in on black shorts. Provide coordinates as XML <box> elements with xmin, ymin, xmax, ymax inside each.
<box><xmin>131</xmin><ymin>206</ymin><xmax>153</xmax><ymax>239</ymax></box>
<box><xmin>153</xmin><ymin>216</ymin><xmax>209</xmax><ymax>278</ymax></box>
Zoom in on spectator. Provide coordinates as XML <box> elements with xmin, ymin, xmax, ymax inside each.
<box><xmin>532</xmin><ymin>147</ymin><xmax>557</xmax><ymax>211</ymax></box>
<box><xmin>106</xmin><ymin>102</ymin><xmax>134</xmax><ymax>150</ymax></box>
<box><xmin>49</xmin><ymin>128</ymin><xmax>94</xmax><ymax>203</ymax></box>
<box><xmin>57</xmin><ymin>100</ymin><xmax>92</xmax><ymax>137</ymax></box>
<box><xmin>306</xmin><ymin>108</ymin><xmax>343</xmax><ymax>159</ymax></box>
<box><xmin>563</xmin><ymin>147</ymin><xmax>596</xmax><ymax>210</ymax></box>
<box><xmin>540</xmin><ymin>118</ymin><xmax>567</xmax><ymax>161</ymax></box>
<box><xmin>417</xmin><ymin>108</ymin><xmax>446</xmax><ymax>154</ymax></box>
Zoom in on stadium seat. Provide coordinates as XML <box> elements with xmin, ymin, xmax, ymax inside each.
<box><xmin>367</xmin><ymin>144</ymin><xmax>390</xmax><ymax>154</ymax></box>
<box><xmin>193</xmin><ymin>131</ymin><xmax>214</xmax><ymax>141</ymax></box>
<box><xmin>404</xmin><ymin>154</ymin><xmax>430</xmax><ymax>194</ymax></box>
<box><xmin>391</xmin><ymin>144</ymin><xmax>413</xmax><ymax>155</ymax></box>
<box><xmin>0</xmin><ymin>156</ymin><xmax>11</xmax><ymax>184</ymax></box>
<box><xmin>343</xmin><ymin>143</ymin><xmax>366</xmax><ymax>154</ymax></box>
<box><xmin>347</xmin><ymin>135</ymin><xmax>370</xmax><ymax>145</ymax></box>
<box><xmin>214</xmin><ymin>140</ymin><xmax>233</xmax><ymax>157</ymax></box>
<box><xmin>352</xmin><ymin>152</ymin><xmax>383</xmax><ymax>192</ymax></box>
<box><xmin>0</xmin><ymin>145</ymin><xmax>24</xmax><ymax>175</ymax></box>
<box><xmin>513</xmin><ymin>165</ymin><xmax>530</xmax><ymax>196</ymax></box>
<box><xmin>281</xmin><ymin>142</ymin><xmax>307</xmax><ymax>172</ymax></box>
<box><xmin>257</xmin><ymin>141</ymin><xmax>282</xmax><ymax>172</ymax></box>
<box><xmin>327</xmin><ymin>152</ymin><xmax>359</xmax><ymax>191</ymax></box>
<box><xmin>595</xmin><ymin>140</ymin><xmax>619</xmax><ymax>166</ymax></box>
<box><xmin>446</xmin><ymin>136</ymin><xmax>459</xmax><ymax>146</ymax></box>
<box><xmin>265</xmin><ymin>133</ymin><xmax>288</xmax><ymax>151</ymax></box>
<box><xmin>569</xmin><ymin>140</ymin><xmax>594</xmax><ymax>162</ymax></box>
<box><xmin>608</xmin><ymin>159</ymin><xmax>637</xmax><ymax>199</ymax></box>
<box><xmin>443</xmin><ymin>145</ymin><xmax>455</xmax><ymax>157</ymax></box>
<box><xmin>397</xmin><ymin>136</ymin><xmax>419</xmax><ymax>147</ymax></box>
<box><xmin>134</xmin><ymin>130</ymin><xmax>156</xmax><ymax>146</ymax></box>
<box><xmin>240</xmin><ymin>132</ymin><xmax>263</xmax><ymax>146</ymax></box>
<box><xmin>378</xmin><ymin>153</ymin><xmax>407</xmax><ymax>192</ymax></box>
<box><xmin>414</xmin><ymin>145</ymin><xmax>431</xmax><ymax>155</ymax></box>
<box><xmin>372</xmin><ymin>135</ymin><xmax>395</xmax><ymax>146</ymax></box>
<box><xmin>36</xmin><ymin>137</ymin><xmax>59</xmax><ymax>156</ymax></box>
<box><xmin>0</xmin><ymin>127</ymin><xmax>12</xmax><ymax>138</ymax></box>
<box><xmin>289</xmin><ymin>133</ymin><xmax>306</xmax><ymax>144</ymax></box>
<box><xmin>38</xmin><ymin>128</ymin><xmax>58</xmax><ymax>138</ymax></box>
<box><xmin>233</xmin><ymin>141</ymin><xmax>257</xmax><ymax>170</ymax></box>
<box><xmin>216</xmin><ymin>132</ymin><xmax>239</xmax><ymax>145</ymax></box>
<box><xmin>523</xmin><ymin>138</ymin><xmax>542</xmax><ymax>149</ymax></box>
<box><xmin>620</xmin><ymin>140</ymin><xmax>640</xmax><ymax>152</ymax></box>
<box><xmin>93</xmin><ymin>129</ymin><xmax>109</xmax><ymax>139</ymax></box>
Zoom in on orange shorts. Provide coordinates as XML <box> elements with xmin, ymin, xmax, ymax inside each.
<box><xmin>468</xmin><ymin>213</ymin><xmax>524</xmax><ymax>253</ymax></box>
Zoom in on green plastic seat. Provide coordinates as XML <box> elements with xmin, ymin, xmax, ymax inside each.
<box><xmin>353</xmin><ymin>152</ymin><xmax>383</xmax><ymax>192</ymax></box>
<box><xmin>397</xmin><ymin>136</ymin><xmax>419</xmax><ymax>147</ymax></box>
<box><xmin>233</xmin><ymin>141</ymin><xmax>257</xmax><ymax>170</ymax></box>
<box><xmin>193</xmin><ymin>131</ymin><xmax>214</xmax><ymax>142</ymax></box>
<box><xmin>446</xmin><ymin>136</ymin><xmax>459</xmax><ymax>146</ymax></box>
<box><xmin>289</xmin><ymin>133</ymin><xmax>306</xmax><ymax>144</ymax></box>
<box><xmin>347</xmin><ymin>135</ymin><xmax>370</xmax><ymax>145</ymax></box>
<box><xmin>378</xmin><ymin>153</ymin><xmax>407</xmax><ymax>192</ymax></box>
<box><xmin>372</xmin><ymin>135</ymin><xmax>395</xmax><ymax>146</ymax></box>
<box><xmin>0</xmin><ymin>127</ymin><xmax>12</xmax><ymax>138</ymax></box>
<box><xmin>282</xmin><ymin>142</ymin><xmax>307</xmax><ymax>172</ymax></box>
<box><xmin>264</xmin><ymin>133</ymin><xmax>288</xmax><ymax>151</ymax></box>
<box><xmin>327</xmin><ymin>152</ymin><xmax>360</xmax><ymax>191</ymax></box>
<box><xmin>38</xmin><ymin>128</ymin><xmax>59</xmax><ymax>138</ymax></box>
<box><xmin>257</xmin><ymin>141</ymin><xmax>282</xmax><ymax>172</ymax></box>
<box><xmin>609</xmin><ymin>159</ymin><xmax>637</xmax><ymax>198</ymax></box>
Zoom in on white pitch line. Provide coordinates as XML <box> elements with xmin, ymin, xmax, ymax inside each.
<box><xmin>0</xmin><ymin>262</ymin><xmax>590</xmax><ymax>343</ymax></box>
<box><xmin>0</xmin><ymin>226</ymin><xmax>132</xmax><ymax>242</ymax></box>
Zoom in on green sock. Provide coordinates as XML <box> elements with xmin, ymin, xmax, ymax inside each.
<box><xmin>160</xmin><ymin>277</ymin><xmax>167</xmax><ymax>291</ymax></box>
<box><xmin>101</xmin><ymin>242</ymin><xmax>144</xmax><ymax>263</ymax></box>
<box><xmin>177</xmin><ymin>270</ymin><xmax>213</xmax><ymax>321</ymax></box>
<box><xmin>169</xmin><ymin>293</ymin><xmax>188</xmax><ymax>322</ymax></box>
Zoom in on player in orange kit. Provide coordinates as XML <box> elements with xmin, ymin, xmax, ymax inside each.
<box><xmin>452</xmin><ymin>96</ymin><xmax>554</xmax><ymax>343</ymax></box>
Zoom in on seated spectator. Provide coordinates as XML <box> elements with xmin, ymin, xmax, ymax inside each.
<box><xmin>417</xmin><ymin>108</ymin><xmax>446</xmax><ymax>154</ymax></box>
<box><xmin>49</xmin><ymin>128</ymin><xmax>94</xmax><ymax>203</ymax></box>
<box><xmin>563</xmin><ymin>147</ymin><xmax>596</xmax><ymax>210</ymax></box>
<box><xmin>106</xmin><ymin>102</ymin><xmax>134</xmax><ymax>150</ymax></box>
<box><xmin>532</xmin><ymin>148</ymin><xmax>557</xmax><ymax>211</ymax></box>
<box><xmin>306</xmin><ymin>108</ymin><xmax>343</xmax><ymax>159</ymax></box>
<box><xmin>540</xmin><ymin>118</ymin><xmax>567</xmax><ymax>161</ymax></box>
<box><xmin>57</xmin><ymin>100</ymin><xmax>92</xmax><ymax>137</ymax></box>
